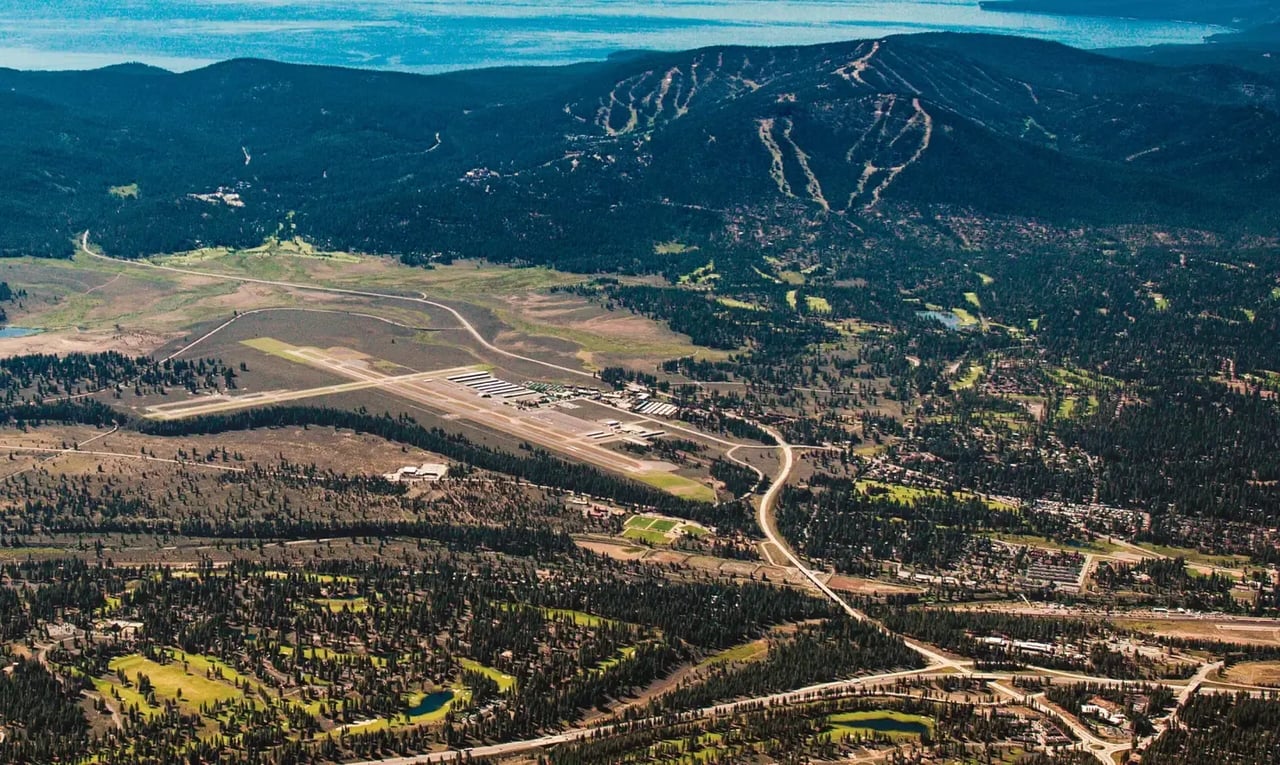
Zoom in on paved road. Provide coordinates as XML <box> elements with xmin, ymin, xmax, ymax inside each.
<box><xmin>73</xmin><ymin>233</ymin><xmax>1230</xmax><ymax>764</ymax></box>
<box><xmin>345</xmin><ymin>665</ymin><xmax>939</xmax><ymax>765</ymax></box>
<box><xmin>80</xmin><ymin>233</ymin><xmax>597</xmax><ymax>384</ymax></box>
<box><xmin>1023</xmin><ymin>691</ymin><xmax>1124</xmax><ymax>764</ymax></box>
<box><xmin>80</xmin><ymin>235</ymin><xmax>843</xmax><ymax>462</ymax></box>
<box><xmin>753</xmin><ymin>423</ymin><xmax>962</xmax><ymax>670</ymax></box>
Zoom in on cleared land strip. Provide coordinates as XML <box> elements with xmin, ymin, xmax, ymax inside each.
<box><xmin>283</xmin><ymin>347</ymin><xmax>667</xmax><ymax>477</ymax></box>
<box><xmin>0</xmin><ymin>444</ymin><xmax>245</xmax><ymax>472</ymax></box>
<box><xmin>79</xmin><ymin>233</ymin><xmax>597</xmax><ymax>383</ymax></box>
<box><xmin>143</xmin><ymin>366</ymin><xmax>483</xmax><ymax>421</ymax></box>
<box><xmin>154</xmin><ymin>336</ymin><xmax>681</xmax><ymax>480</ymax></box>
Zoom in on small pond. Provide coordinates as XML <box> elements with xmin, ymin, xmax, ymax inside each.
<box><xmin>832</xmin><ymin>711</ymin><xmax>932</xmax><ymax>737</ymax></box>
<box><xmin>0</xmin><ymin>327</ymin><xmax>41</xmax><ymax>338</ymax></box>
<box><xmin>406</xmin><ymin>690</ymin><xmax>454</xmax><ymax>717</ymax></box>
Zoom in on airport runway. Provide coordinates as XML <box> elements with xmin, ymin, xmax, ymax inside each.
<box><xmin>147</xmin><ymin>343</ymin><xmax>677</xmax><ymax>479</ymax></box>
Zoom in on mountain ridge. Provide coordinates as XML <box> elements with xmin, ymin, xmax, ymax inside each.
<box><xmin>1</xmin><ymin>33</ymin><xmax>1277</xmax><ymax>271</ymax></box>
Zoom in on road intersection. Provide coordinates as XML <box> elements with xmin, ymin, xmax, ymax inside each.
<box><xmin>77</xmin><ymin>234</ymin><xmax>1253</xmax><ymax>765</ymax></box>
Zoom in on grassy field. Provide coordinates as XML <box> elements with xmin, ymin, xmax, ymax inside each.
<box><xmin>623</xmin><ymin>513</ymin><xmax>712</xmax><ymax>544</ymax></box>
<box><xmin>241</xmin><ymin>336</ymin><xmax>300</xmax><ymax>358</ymax></box>
<box><xmin>493</xmin><ymin>602</ymin><xmax>621</xmax><ymax>629</ymax></box>
<box><xmin>964</xmin><ymin>292</ymin><xmax>982</xmax><ymax>309</ymax></box>
<box><xmin>279</xmin><ymin>645</ymin><xmax>388</xmax><ymax>668</ymax></box>
<box><xmin>622</xmin><ymin>527</ymin><xmax>671</xmax><ymax>544</ymax></box>
<box><xmin>1048</xmin><ymin>365</ymin><xmax>1120</xmax><ymax>390</ymax></box>
<box><xmin>107</xmin><ymin>653</ymin><xmax>243</xmax><ymax>713</ymax></box>
<box><xmin>1056</xmin><ymin>394</ymin><xmax>1099</xmax><ymax>420</ymax></box>
<box><xmin>857</xmin><ymin>480</ymin><xmax>1014</xmax><ymax>511</ymax></box>
<box><xmin>678</xmin><ymin>260</ymin><xmax>718</xmax><ymax>285</ymax></box>
<box><xmin>826</xmin><ymin>709</ymin><xmax>933</xmax><ymax>740</ymax></box>
<box><xmin>697</xmin><ymin>639</ymin><xmax>768</xmax><ymax>668</ymax></box>
<box><xmin>158</xmin><ymin>237</ymin><xmax>363</xmax><ymax>268</ymax></box>
<box><xmin>91</xmin><ymin>673</ymin><xmax>160</xmax><ymax>717</ymax></box>
<box><xmin>459</xmin><ymin>658</ymin><xmax>516</xmax><ymax>692</ymax></box>
<box><xmin>716</xmin><ymin>296</ymin><xmax>763</xmax><ymax>311</ymax></box>
<box><xmin>315</xmin><ymin>596</ymin><xmax>370</xmax><ymax>613</ymax></box>
<box><xmin>592</xmin><ymin>645</ymin><xmax>640</xmax><ymax>673</ymax></box>
<box><xmin>637</xmin><ymin>471</ymin><xmax>716</xmax><ymax>503</ymax></box>
<box><xmin>857</xmin><ymin>480</ymin><xmax>939</xmax><ymax>504</ymax></box>
<box><xmin>805</xmin><ymin>295</ymin><xmax>832</xmax><ymax>314</ymax></box>
<box><xmin>950</xmin><ymin>307</ymin><xmax>980</xmax><ymax>327</ymax></box>
<box><xmin>1135</xmin><ymin>543</ymin><xmax>1250</xmax><ymax>570</ymax></box>
<box><xmin>163</xmin><ymin>241</ymin><xmax>581</xmax><ymax>306</ymax></box>
<box><xmin>492</xmin><ymin>305</ymin><xmax>723</xmax><ymax>369</ymax></box>
<box><xmin>7</xmin><ymin>239</ymin><xmax>717</xmax><ymax>373</ymax></box>
<box><xmin>4</xmin><ymin>253</ymin><xmax>239</xmax><ymax>331</ymax></box>
<box><xmin>655</xmin><ymin>241</ymin><xmax>695</xmax><ymax>255</ymax></box>
<box><xmin>986</xmin><ymin>532</ymin><xmax>1120</xmax><ymax>555</ymax></box>
<box><xmin>955</xmin><ymin>362</ymin><xmax>984</xmax><ymax>390</ymax></box>
<box><xmin>264</xmin><ymin>570</ymin><xmax>357</xmax><ymax>585</ymax></box>
<box><xmin>541</xmin><ymin>607</ymin><xmax>619</xmax><ymax>628</ymax></box>
<box><xmin>1221</xmin><ymin>661</ymin><xmax>1280</xmax><ymax>687</ymax></box>
<box><xmin>1114</xmin><ymin>617</ymin><xmax>1280</xmax><ymax>646</ymax></box>
<box><xmin>0</xmin><ymin>251</ymin><xmax>314</xmax><ymax>354</ymax></box>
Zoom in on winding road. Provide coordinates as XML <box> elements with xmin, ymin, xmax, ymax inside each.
<box><xmin>70</xmin><ymin>233</ymin><xmax>1231</xmax><ymax>765</ymax></box>
<box><xmin>79</xmin><ymin>233</ymin><xmax>952</xmax><ymax>659</ymax></box>
<box><xmin>79</xmin><ymin>232</ymin><xmax>596</xmax><ymax>382</ymax></box>
<box><xmin>754</xmin><ymin>423</ymin><xmax>962</xmax><ymax>669</ymax></box>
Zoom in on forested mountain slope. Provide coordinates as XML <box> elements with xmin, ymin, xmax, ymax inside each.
<box><xmin>1</xmin><ymin>33</ymin><xmax>1278</xmax><ymax>271</ymax></box>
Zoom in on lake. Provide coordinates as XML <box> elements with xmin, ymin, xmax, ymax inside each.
<box><xmin>406</xmin><ymin>690</ymin><xmax>454</xmax><ymax>717</ymax></box>
<box><xmin>0</xmin><ymin>327</ymin><xmax>41</xmax><ymax>339</ymax></box>
<box><xmin>831</xmin><ymin>710</ymin><xmax>933</xmax><ymax>737</ymax></box>
<box><xmin>0</xmin><ymin>0</ymin><xmax>1225</xmax><ymax>74</ymax></box>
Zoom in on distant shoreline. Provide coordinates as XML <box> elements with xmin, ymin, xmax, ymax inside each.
<box><xmin>980</xmin><ymin>0</ymin><xmax>1273</xmax><ymax>36</ymax></box>
<box><xmin>0</xmin><ymin>0</ymin><xmax>1228</xmax><ymax>74</ymax></box>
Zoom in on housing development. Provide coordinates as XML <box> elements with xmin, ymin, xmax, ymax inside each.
<box><xmin>2</xmin><ymin>2</ymin><xmax>1280</xmax><ymax>764</ymax></box>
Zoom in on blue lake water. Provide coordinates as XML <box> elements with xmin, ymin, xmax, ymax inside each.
<box><xmin>406</xmin><ymin>690</ymin><xmax>454</xmax><ymax>717</ymax></box>
<box><xmin>0</xmin><ymin>327</ymin><xmax>41</xmax><ymax>338</ymax></box>
<box><xmin>0</xmin><ymin>1</ymin><xmax>1226</xmax><ymax>74</ymax></box>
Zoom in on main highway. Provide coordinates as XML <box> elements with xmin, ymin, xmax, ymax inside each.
<box><xmin>77</xmin><ymin>233</ymin><xmax>1239</xmax><ymax>765</ymax></box>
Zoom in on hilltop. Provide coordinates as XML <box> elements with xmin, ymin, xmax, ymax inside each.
<box><xmin>0</xmin><ymin>33</ymin><xmax>1278</xmax><ymax>275</ymax></box>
